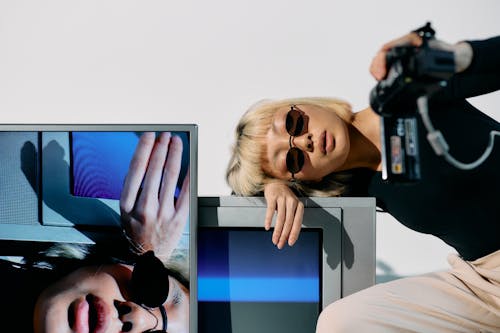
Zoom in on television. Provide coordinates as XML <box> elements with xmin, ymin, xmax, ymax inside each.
<box><xmin>0</xmin><ymin>124</ymin><xmax>198</xmax><ymax>333</ymax></box>
<box><xmin>197</xmin><ymin>196</ymin><xmax>376</xmax><ymax>333</ymax></box>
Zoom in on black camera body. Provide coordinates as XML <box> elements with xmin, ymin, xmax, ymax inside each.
<box><xmin>369</xmin><ymin>23</ymin><xmax>455</xmax><ymax>182</ymax></box>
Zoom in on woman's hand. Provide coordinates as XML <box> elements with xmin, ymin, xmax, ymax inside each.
<box><xmin>120</xmin><ymin>132</ymin><xmax>190</xmax><ymax>262</ymax></box>
<box><xmin>264</xmin><ymin>182</ymin><xmax>304</xmax><ymax>249</ymax></box>
<box><xmin>370</xmin><ymin>32</ymin><xmax>473</xmax><ymax>81</ymax></box>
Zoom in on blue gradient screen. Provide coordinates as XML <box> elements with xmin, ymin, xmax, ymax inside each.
<box><xmin>70</xmin><ymin>132</ymin><xmax>189</xmax><ymax>200</ymax></box>
<box><xmin>198</xmin><ymin>228</ymin><xmax>322</xmax><ymax>333</ymax></box>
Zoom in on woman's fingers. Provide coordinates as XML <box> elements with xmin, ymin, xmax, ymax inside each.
<box><xmin>175</xmin><ymin>169</ymin><xmax>190</xmax><ymax>221</ymax></box>
<box><xmin>138</xmin><ymin>132</ymin><xmax>171</xmax><ymax>212</ymax></box>
<box><xmin>272</xmin><ymin>197</ymin><xmax>286</xmax><ymax>245</ymax></box>
<box><xmin>370</xmin><ymin>32</ymin><xmax>423</xmax><ymax>81</ymax></box>
<box><xmin>154</xmin><ymin>168</ymin><xmax>190</xmax><ymax>262</ymax></box>
<box><xmin>277</xmin><ymin>198</ymin><xmax>298</xmax><ymax>249</ymax></box>
<box><xmin>381</xmin><ymin>32</ymin><xmax>423</xmax><ymax>51</ymax></box>
<box><xmin>159</xmin><ymin>135</ymin><xmax>183</xmax><ymax>210</ymax></box>
<box><xmin>264</xmin><ymin>196</ymin><xmax>277</xmax><ymax>231</ymax></box>
<box><xmin>288</xmin><ymin>201</ymin><xmax>304</xmax><ymax>246</ymax></box>
<box><xmin>120</xmin><ymin>132</ymin><xmax>156</xmax><ymax>214</ymax></box>
<box><xmin>370</xmin><ymin>51</ymin><xmax>388</xmax><ymax>81</ymax></box>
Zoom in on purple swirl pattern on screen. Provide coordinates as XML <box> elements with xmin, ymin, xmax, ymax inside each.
<box><xmin>71</xmin><ymin>132</ymin><xmax>138</xmax><ymax>200</ymax></box>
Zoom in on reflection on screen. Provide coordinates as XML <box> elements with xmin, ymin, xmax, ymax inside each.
<box><xmin>198</xmin><ymin>228</ymin><xmax>322</xmax><ymax>333</ymax></box>
<box><xmin>70</xmin><ymin>132</ymin><xmax>189</xmax><ymax>200</ymax></box>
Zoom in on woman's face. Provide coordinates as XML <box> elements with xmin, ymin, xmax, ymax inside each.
<box><xmin>34</xmin><ymin>264</ymin><xmax>189</xmax><ymax>333</ymax></box>
<box><xmin>263</xmin><ymin>104</ymin><xmax>350</xmax><ymax>181</ymax></box>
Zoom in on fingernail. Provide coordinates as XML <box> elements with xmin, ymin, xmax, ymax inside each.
<box><xmin>122</xmin><ymin>321</ymin><xmax>133</xmax><ymax>332</ymax></box>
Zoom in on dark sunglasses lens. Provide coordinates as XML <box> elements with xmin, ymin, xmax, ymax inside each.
<box><xmin>131</xmin><ymin>251</ymin><xmax>169</xmax><ymax>308</ymax></box>
<box><xmin>286</xmin><ymin>109</ymin><xmax>305</xmax><ymax>137</ymax></box>
<box><xmin>286</xmin><ymin>147</ymin><xmax>305</xmax><ymax>174</ymax></box>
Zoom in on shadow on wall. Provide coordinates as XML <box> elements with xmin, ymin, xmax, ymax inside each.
<box><xmin>21</xmin><ymin>140</ymin><xmax>120</xmax><ymax>226</ymax></box>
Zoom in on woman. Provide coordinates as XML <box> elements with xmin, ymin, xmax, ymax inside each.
<box><xmin>2</xmin><ymin>132</ymin><xmax>190</xmax><ymax>333</ymax></box>
<box><xmin>227</xmin><ymin>29</ymin><xmax>500</xmax><ymax>331</ymax></box>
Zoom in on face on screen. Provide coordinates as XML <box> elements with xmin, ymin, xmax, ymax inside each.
<box><xmin>33</xmin><ymin>263</ymin><xmax>189</xmax><ymax>333</ymax></box>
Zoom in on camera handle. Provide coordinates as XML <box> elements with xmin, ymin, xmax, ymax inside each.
<box><xmin>417</xmin><ymin>96</ymin><xmax>500</xmax><ymax>170</ymax></box>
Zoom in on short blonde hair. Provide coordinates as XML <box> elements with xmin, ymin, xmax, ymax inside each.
<box><xmin>226</xmin><ymin>97</ymin><xmax>354</xmax><ymax>197</ymax></box>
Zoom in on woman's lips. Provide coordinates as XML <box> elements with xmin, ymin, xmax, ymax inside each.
<box><xmin>319</xmin><ymin>131</ymin><xmax>326</xmax><ymax>154</ymax></box>
<box><xmin>74</xmin><ymin>297</ymin><xmax>89</xmax><ymax>333</ymax></box>
<box><xmin>320</xmin><ymin>131</ymin><xmax>334</xmax><ymax>154</ymax></box>
<box><xmin>87</xmin><ymin>295</ymin><xmax>111</xmax><ymax>333</ymax></box>
<box><xmin>325</xmin><ymin>131</ymin><xmax>334</xmax><ymax>153</ymax></box>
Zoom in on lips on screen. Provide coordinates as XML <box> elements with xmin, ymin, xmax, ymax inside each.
<box><xmin>70</xmin><ymin>132</ymin><xmax>189</xmax><ymax>200</ymax></box>
<box><xmin>198</xmin><ymin>228</ymin><xmax>322</xmax><ymax>333</ymax></box>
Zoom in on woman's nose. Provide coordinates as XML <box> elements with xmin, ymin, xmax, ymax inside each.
<box><xmin>115</xmin><ymin>301</ymin><xmax>161</xmax><ymax>333</ymax></box>
<box><xmin>291</xmin><ymin>133</ymin><xmax>313</xmax><ymax>152</ymax></box>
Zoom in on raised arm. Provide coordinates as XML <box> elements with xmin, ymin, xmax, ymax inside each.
<box><xmin>370</xmin><ymin>31</ymin><xmax>500</xmax><ymax>100</ymax></box>
<box><xmin>369</xmin><ymin>32</ymin><xmax>473</xmax><ymax>80</ymax></box>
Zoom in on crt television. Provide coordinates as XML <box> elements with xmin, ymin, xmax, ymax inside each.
<box><xmin>0</xmin><ymin>124</ymin><xmax>198</xmax><ymax>333</ymax></box>
<box><xmin>197</xmin><ymin>196</ymin><xmax>375</xmax><ymax>333</ymax></box>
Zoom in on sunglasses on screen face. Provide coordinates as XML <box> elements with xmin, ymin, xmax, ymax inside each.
<box><xmin>130</xmin><ymin>251</ymin><xmax>169</xmax><ymax>332</ymax></box>
<box><xmin>286</xmin><ymin>105</ymin><xmax>308</xmax><ymax>178</ymax></box>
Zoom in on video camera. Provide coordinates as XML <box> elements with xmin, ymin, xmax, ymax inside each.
<box><xmin>369</xmin><ymin>22</ymin><xmax>455</xmax><ymax>182</ymax></box>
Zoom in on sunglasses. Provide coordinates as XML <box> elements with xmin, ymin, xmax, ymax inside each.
<box><xmin>130</xmin><ymin>251</ymin><xmax>170</xmax><ymax>332</ymax></box>
<box><xmin>285</xmin><ymin>105</ymin><xmax>308</xmax><ymax>178</ymax></box>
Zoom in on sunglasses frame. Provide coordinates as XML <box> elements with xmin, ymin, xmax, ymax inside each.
<box><xmin>285</xmin><ymin>105</ymin><xmax>308</xmax><ymax>178</ymax></box>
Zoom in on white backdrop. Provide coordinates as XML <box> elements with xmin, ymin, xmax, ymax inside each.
<box><xmin>1</xmin><ymin>0</ymin><xmax>498</xmax><ymax>278</ymax></box>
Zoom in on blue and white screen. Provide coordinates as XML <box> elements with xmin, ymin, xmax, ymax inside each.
<box><xmin>70</xmin><ymin>132</ymin><xmax>189</xmax><ymax>200</ymax></box>
<box><xmin>198</xmin><ymin>228</ymin><xmax>322</xmax><ymax>333</ymax></box>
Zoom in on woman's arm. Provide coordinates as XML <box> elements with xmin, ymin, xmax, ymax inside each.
<box><xmin>369</xmin><ymin>32</ymin><xmax>474</xmax><ymax>80</ymax></box>
<box><xmin>440</xmin><ymin>36</ymin><xmax>500</xmax><ymax>100</ymax></box>
<box><xmin>370</xmin><ymin>32</ymin><xmax>500</xmax><ymax>100</ymax></box>
<box><xmin>120</xmin><ymin>132</ymin><xmax>190</xmax><ymax>263</ymax></box>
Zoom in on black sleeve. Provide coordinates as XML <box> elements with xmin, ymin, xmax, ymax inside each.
<box><xmin>465</xmin><ymin>36</ymin><xmax>500</xmax><ymax>74</ymax></box>
<box><xmin>432</xmin><ymin>36</ymin><xmax>500</xmax><ymax>102</ymax></box>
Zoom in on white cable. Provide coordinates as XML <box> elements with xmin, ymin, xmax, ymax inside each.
<box><xmin>417</xmin><ymin>96</ymin><xmax>500</xmax><ymax>170</ymax></box>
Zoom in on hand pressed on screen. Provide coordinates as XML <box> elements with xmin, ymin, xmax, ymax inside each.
<box><xmin>264</xmin><ymin>182</ymin><xmax>304</xmax><ymax>249</ymax></box>
<box><xmin>120</xmin><ymin>132</ymin><xmax>190</xmax><ymax>262</ymax></box>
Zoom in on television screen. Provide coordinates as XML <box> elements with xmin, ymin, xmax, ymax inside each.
<box><xmin>0</xmin><ymin>125</ymin><xmax>197</xmax><ymax>333</ymax></box>
<box><xmin>197</xmin><ymin>227</ymin><xmax>322</xmax><ymax>333</ymax></box>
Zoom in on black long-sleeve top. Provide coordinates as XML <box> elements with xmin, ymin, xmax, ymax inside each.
<box><xmin>364</xmin><ymin>36</ymin><xmax>500</xmax><ymax>261</ymax></box>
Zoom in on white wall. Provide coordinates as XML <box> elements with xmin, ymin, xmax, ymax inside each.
<box><xmin>1</xmin><ymin>0</ymin><xmax>498</xmax><ymax>278</ymax></box>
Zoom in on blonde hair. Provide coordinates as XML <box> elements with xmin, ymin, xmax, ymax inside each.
<box><xmin>226</xmin><ymin>97</ymin><xmax>354</xmax><ymax>197</ymax></box>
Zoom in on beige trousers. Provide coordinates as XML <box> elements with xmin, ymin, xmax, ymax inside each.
<box><xmin>316</xmin><ymin>250</ymin><xmax>500</xmax><ymax>333</ymax></box>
